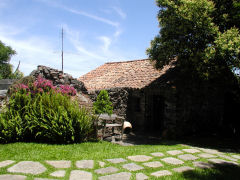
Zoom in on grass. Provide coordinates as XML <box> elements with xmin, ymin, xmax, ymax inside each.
<box><xmin>0</xmin><ymin>140</ymin><xmax>240</xmax><ymax>180</ymax></box>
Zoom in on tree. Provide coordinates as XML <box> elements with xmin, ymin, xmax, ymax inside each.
<box><xmin>92</xmin><ymin>90</ymin><xmax>113</xmax><ymax>139</ymax></box>
<box><xmin>146</xmin><ymin>0</ymin><xmax>240</xmax><ymax>137</ymax></box>
<box><xmin>0</xmin><ymin>40</ymin><xmax>23</xmax><ymax>79</ymax></box>
<box><xmin>146</xmin><ymin>0</ymin><xmax>240</xmax><ymax>79</ymax></box>
<box><xmin>93</xmin><ymin>90</ymin><xmax>113</xmax><ymax>116</ymax></box>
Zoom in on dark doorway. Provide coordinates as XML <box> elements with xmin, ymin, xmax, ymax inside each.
<box><xmin>152</xmin><ymin>95</ymin><xmax>165</xmax><ymax>132</ymax></box>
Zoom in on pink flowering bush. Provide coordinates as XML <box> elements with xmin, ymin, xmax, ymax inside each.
<box><xmin>59</xmin><ymin>85</ymin><xmax>77</xmax><ymax>96</ymax></box>
<box><xmin>0</xmin><ymin>76</ymin><xmax>94</xmax><ymax>144</ymax></box>
<box><xmin>13</xmin><ymin>76</ymin><xmax>76</xmax><ymax>96</ymax></box>
<box><xmin>33</xmin><ymin>76</ymin><xmax>55</xmax><ymax>92</ymax></box>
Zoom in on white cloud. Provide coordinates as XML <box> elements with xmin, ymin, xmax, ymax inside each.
<box><xmin>112</xmin><ymin>7</ymin><xmax>127</xmax><ymax>19</ymax></box>
<box><xmin>98</xmin><ymin>36</ymin><xmax>111</xmax><ymax>52</ymax></box>
<box><xmin>114</xmin><ymin>29</ymin><xmax>122</xmax><ymax>38</ymax></box>
<box><xmin>0</xmin><ymin>16</ymin><xmax>128</xmax><ymax>79</ymax></box>
<box><xmin>63</xmin><ymin>25</ymin><xmax>106</xmax><ymax>60</ymax></box>
<box><xmin>65</xmin><ymin>8</ymin><xmax>119</xmax><ymax>27</ymax></box>
<box><xmin>36</xmin><ymin>0</ymin><xmax>119</xmax><ymax>27</ymax></box>
<box><xmin>0</xmin><ymin>24</ymin><xmax>26</xmax><ymax>36</ymax></box>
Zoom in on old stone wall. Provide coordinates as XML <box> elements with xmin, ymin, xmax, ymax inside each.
<box><xmin>144</xmin><ymin>82</ymin><xmax>177</xmax><ymax>135</ymax></box>
<box><xmin>126</xmin><ymin>89</ymin><xmax>145</xmax><ymax>130</ymax></box>
<box><xmin>0</xmin><ymin>79</ymin><xmax>17</xmax><ymax>111</ymax></box>
<box><xmin>30</xmin><ymin>65</ymin><xmax>87</xmax><ymax>93</ymax></box>
<box><xmin>0</xmin><ymin>79</ymin><xmax>16</xmax><ymax>90</ymax></box>
<box><xmin>29</xmin><ymin>65</ymin><xmax>94</xmax><ymax>110</ymax></box>
<box><xmin>89</xmin><ymin>88</ymin><xmax>130</xmax><ymax>118</ymax></box>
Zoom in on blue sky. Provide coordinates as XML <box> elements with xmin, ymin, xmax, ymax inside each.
<box><xmin>0</xmin><ymin>0</ymin><xmax>159</xmax><ymax>78</ymax></box>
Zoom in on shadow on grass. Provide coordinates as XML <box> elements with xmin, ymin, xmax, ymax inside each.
<box><xmin>122</xmin><ymin>131</ymin><xmax>240</xmax><ymax>153</ymax></box>
<box><xmin>182</xmin><ymin>163</ymin><xmax>240</xmax><ymax>180</ymax></box>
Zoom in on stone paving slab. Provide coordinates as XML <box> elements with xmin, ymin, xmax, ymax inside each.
<box><xmin>143</xmin><ymin>161</ymin><xmax>163</xmax><ymax>168</ymax></box>
<box><xmin>151</xmin><ymin>170</ymin><xmax>172</xmax><ymax>177</ymax></box>
<box><xmin>217</xmin><ymin>154</ymin><xmax>238</xmax><ymax>162</ymax></box>
<box><xmin>95</xmin><ymin>167</ymin><xmax>119</xmax><ymax>174</ymax></box>
<box><xmin>150</xmin><ymin>152</ymin><xmax>164</xmax><ymax>157</ymax></box>
<box><xmin>161</xmin><ymin>157</ymin><xmax>184</xmax><ymax>165</ymax></box>
<box><xmin>232</xmin><ymin>155</ymin><xmax>240</xmax><ymax>159</ymax></box>
<box><xmin>106</xmin><ymin>158</ymin><xmax>127</xmax><ymax>164</ymax></box>
<box><xmin>182</xmin><ymin>149</ymin><xmax>200</xmax><ymax>153</ymax></box>
<box><xmin>178</xmin><ymin>154</ymin><xmax>199</xmax><ymax>161</ymax></box>
<box><xmin>208</xmin><ymin>158</ymin><xmax>239</xmax><ymax>165</ymax></box>
<box><xmin>167</xmin><ymin>150</ymin><xmax>183</xmax><ymax>155</ymax></box>
<box><xmin>70</xmin><ymin>170</ymin><xmax>92</xmax><ymax>180</ymax></box>
<box><xmin>127</xmin><ymin>155</ymin><xmax>152</xmax><ymax>162</ymax></box>
<box><xmin>173</xmin><ymin>166</ymin><xmax>194</xmax><ymax>172</ymax></box>
<box><xmin>45</xmin><ymin>160</ymin><xmax>71</xmax><ymax>168</ymax></box>
<box><xmin>136</xmin><ymin>173</ymin><xmax>148</xmax><ymax>180</ymax></box>
<box><xmin>0</xmin><ymin>174</ymin><xmax>26</xmax><ymax>180</ymax></box>
<box><xmin>193</xmin><ymin>161</ymin><xmax>214</xmax><ymax>169</ymax></box>
<box><xmin>0</xmin><ymin>160</ymin><xmax>15</xmax><ymax>168</ymax></box>
<box><xmin>76</xmin><ymin>160</ymin><xmax>94</xmax><ymax>169</ymax></box>
<box><xmin>198</xmin><ymin>153</ymin><xmax>217</xmax><ymax>158</ymax></box>
<box><xmin>198</xmin><ymin>148</ymin><xmax>222</xmax><ymax>154</ymax></box>
<box><xmin>50</xmin><ymin>170</ymin><xmax>66</xmax><ymax>177</ymax></box>
<box><xmin>98</xmin><ymin>172</ymin><xmax>132</xmax><ymax>180</ymax></box>
<box><xmin>122</xmin><ymin>163</ymin><xmax>144</xmax><ymax>171</ymax></box>
<box><xmin>8</xmin><ymin>161</ymin><xmax>47</xmax><ymax>175</ymax></box>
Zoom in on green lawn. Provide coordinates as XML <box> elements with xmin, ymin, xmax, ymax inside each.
<box><xmin>0</xmin><ymin>140</ymin><xmax>240</xmax><ymax>180</ymax></box>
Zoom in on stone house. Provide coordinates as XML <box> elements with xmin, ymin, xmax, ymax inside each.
<box><xmin>79</xmin><ymin>59</ymin><xmax>177</xmax><ymax>134</ymax></box>
<box><xmin>27</xmin><ymin>60</ymin><xmax>239</xmax><ymax>137</ymax></box>
<box><xmin>79</xmin><ymin>58</ymin><xmax>240</xmax><ymax>137</ymax></box>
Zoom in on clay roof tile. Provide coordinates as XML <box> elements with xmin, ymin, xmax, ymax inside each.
<box><xmin>78</xmin><ymin>59</ymin><xmax>174</xmax><ymax>91</ymax></box>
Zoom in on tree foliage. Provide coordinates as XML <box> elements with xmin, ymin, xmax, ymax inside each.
<box><xmin>93</xmin><ymin>90</ymin><xmax>113</xmax><ymax>115</ymax></box>
<box><xmin>0</xmin><ymin>40</ymin><xmax>23</xmax><ymax>79</ymax></box>
<box><xmin>147</xmin><ymin>0</ymin><xmax>240</xmax><ymax>79</ymax></box>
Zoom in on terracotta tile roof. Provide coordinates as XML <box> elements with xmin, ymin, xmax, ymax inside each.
<box><xmin>78</xmin><ymin>59</ymin><xmax>174</xmax><ymax>91</ymax></box>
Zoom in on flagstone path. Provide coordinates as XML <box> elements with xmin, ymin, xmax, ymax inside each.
<box><xmin>0</xmin><ymin>147</ymin><xmax>239</xmax><ymax>180</ymax></box>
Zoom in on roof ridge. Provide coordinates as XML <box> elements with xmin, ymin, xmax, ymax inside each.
<box><xmin>105</xmin><ymin>58</ymin><xmax>150</xmax><ymax>64</ymax></box>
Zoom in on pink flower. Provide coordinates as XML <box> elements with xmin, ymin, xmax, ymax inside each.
<box><xmin>38</xmin><ymin>88</ymin><xmax>43</xmax><ymax>92</ymax></box>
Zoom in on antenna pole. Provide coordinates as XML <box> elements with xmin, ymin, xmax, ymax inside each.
<box><xmin>61</xmin><ymin>28</ymin><xmax>64</xmax><ymax>73</ymax></box>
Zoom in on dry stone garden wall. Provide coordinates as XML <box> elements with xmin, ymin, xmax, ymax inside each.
<box><xmin>30</xmin><ymin>66</ymin><xmax>93</xmax><ymax>110</ymax></box>
<box><xmin>30</xmin><ymin>65</ymin><xmax>87</xmax><ymax>93</ymax></box>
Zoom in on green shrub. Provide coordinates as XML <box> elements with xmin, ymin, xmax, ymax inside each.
<box><xmin>0</xmin><ymin>90</ymin><xmax>94</xmax><ymax>144</ymax></box>
<box><xmin>93</xmin><ymin>90</ymin><xmax>113</xmax><ymax>116</ymax></box>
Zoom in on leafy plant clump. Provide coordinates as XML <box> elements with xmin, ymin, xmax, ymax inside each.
<box><xmin>0</xmin><ymin>77</ymin><xmax>93</xmax><ymax>144</ymax></box>
<box><xmin>9</xmin><ymin>76</ymin><xmax>77</xmax><ymax>96</ymax></box>
<box><xmin>93</xmin><ymin>90</ymin><xmax>113</xmax><ymax>116</ymax></box>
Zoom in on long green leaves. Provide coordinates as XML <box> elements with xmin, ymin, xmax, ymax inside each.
<box><xmin>0</xmin><ymin>90</ymin><xmax>94</xmax><ymax>144</ymax></box>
